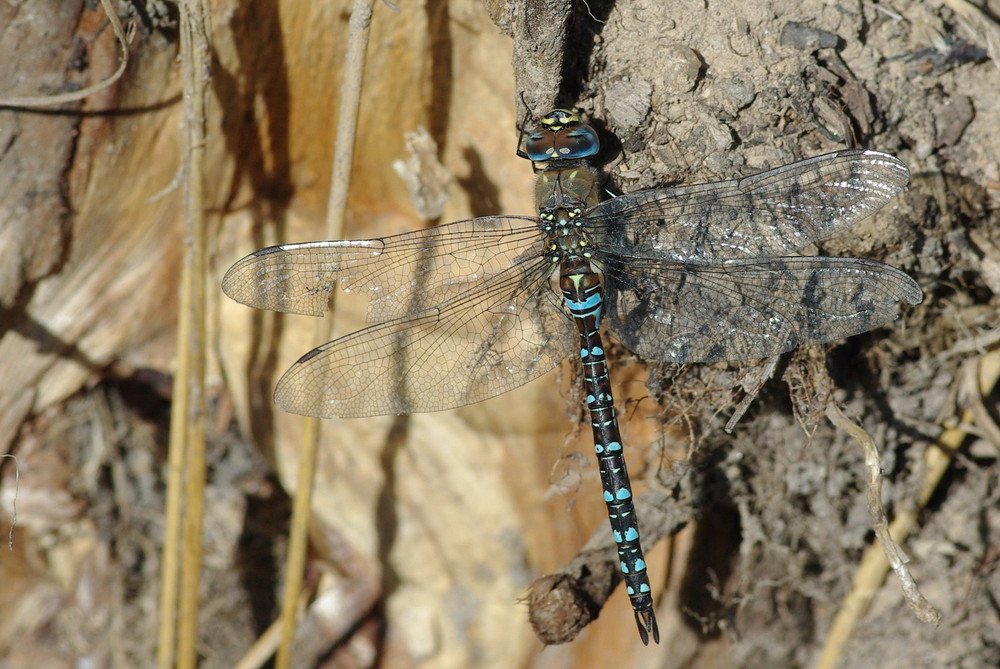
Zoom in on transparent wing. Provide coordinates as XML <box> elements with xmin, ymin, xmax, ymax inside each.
<box><xmin>222</xmin><ymin>215</ymin><xmax>544</xmax><ymax>321</ymax></box>
<box><xmin>603</xmin><ymin>255</ymin><xmax>922</xmax><ymax>363</ymax></box>
<box><xmin>586</xmin><ymin>150</ymin><xmax>909</xmax><ymax>260</ymax></box>
<box><xmin>273</xmin><ymin>260</ymin><xmax>576</xmax><ymax>418</ymax></box>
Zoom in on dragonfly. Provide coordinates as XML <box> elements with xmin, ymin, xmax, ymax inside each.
<box><xmin>222</xmin><ymin>109</ymin><xmax>922</xmax><ymax>645</ymax></box>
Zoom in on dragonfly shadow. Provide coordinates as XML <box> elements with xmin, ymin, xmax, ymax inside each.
<box><xmin>373</xmin><ymin>414</ymin><xmax>411</xmax><ymax>644</ymax></box>
<box><xmin>212</xmin><ymin>0</ymin><xmax>295</xmax><ymax>453</ymax></box>
<box><xmin>425</xmin><ymin>0</ymin><xmax>454</xmax><ymax>155</ymax></box>
<box><xmin>237</xmin><ymin>472</ymin><xmax>290</xmax><ymax>636</ymax></box>
<box><xmin>557</xmin><ymin>0</ymin><xmax>617</xmax><ymax>106</ymax></box>
<box><xmin>678</xmin><ymin>506</ymin><xmax>741</xmax><ymax>637</ymax></box>
<box><xmin>456</xmin><ymin>146</ymin><xmax>504</xmax><ymax>218</ymax></box>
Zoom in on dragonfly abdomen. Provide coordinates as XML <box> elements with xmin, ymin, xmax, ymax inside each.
<box><xmin>559</xmin><ymin>256</ymin><xmax>659</xmax><ymax>645</ymax></box>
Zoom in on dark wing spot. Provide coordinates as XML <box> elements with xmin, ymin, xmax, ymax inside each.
<box><xmin>253</xmin><ymin>245</ymin><xmax>285</xmax><ymax>257</ymax></box>
<box><xmin>296</xmin><ymin>347</ymin><xmax>324</xmax><ymax>364</ymax></box>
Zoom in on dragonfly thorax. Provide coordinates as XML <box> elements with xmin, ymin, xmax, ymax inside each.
<box><xmin>535</xmin><ymin>165</ymin><xmax>601</xmax><ymax>216</ymax></box>
<box><xmin>542</xmin><ymin>211</ymin><xmax>594</xmax><ymax>263</ymax></box>
<box><xmin>530</xmin><ymin>114</ymin><xmax>602</xmax><ymax>265</ymax></box>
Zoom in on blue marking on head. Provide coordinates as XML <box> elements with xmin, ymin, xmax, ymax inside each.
<box><xmin>625</xmin><ymin>527</ymin><xmax>639</xmax><ymax>541</ymax></box>
<box><xmin>616</xmin><ymin>488</ymin><xmax>632</xmax><ymax>501</ymax></box>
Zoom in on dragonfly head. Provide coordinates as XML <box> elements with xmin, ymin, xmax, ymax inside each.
<box><xmin>523</xmin><ymin>109</ymin><xmax>600</xmax><ymax>163</ymax></box>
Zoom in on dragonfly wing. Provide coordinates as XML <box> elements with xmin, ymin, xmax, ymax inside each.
<box><xmin>221</xmin><ymin>215</ymin><xmax>543</xmax><ymax>320</ymax></box>
<box><xmin>588</xmin><ymin>150</ymin><xmax>909</xmax><ymax>260</ymax></box>
<box><xmin>603</xmin><ymin>255</ymin><xmax>922</xmax><ymax>363</ymax></box>
<box><xmin>273</xmin><ymin>261</ymin><xmax>575</xmax><ymax>417</ymax></box>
